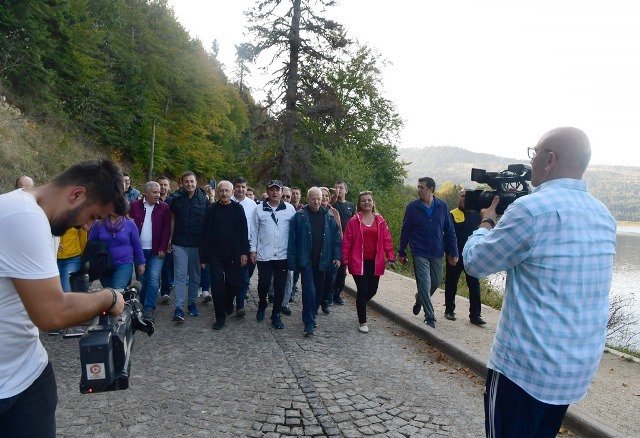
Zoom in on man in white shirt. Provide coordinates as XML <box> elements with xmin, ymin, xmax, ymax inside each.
<box><xmin>0</xmin><ymin>160</ymin><xmax>127</xmax><ymax>437</ymax></box>
<box><xmin>129</xmin><ymin>181</ymin><xmax>172</xmax><ymax>322</ymax></box>
<box><xmin>231</xmin><ymin>177</ymin><xmax>257</xmax><ymax>317</ymax></box>
<box><xmin>249</xmin><ymin>180</ymin><xmax>296</xmax><ymax>329</ymax></box>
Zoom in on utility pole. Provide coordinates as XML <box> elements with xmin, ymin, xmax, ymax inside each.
<box><xmin>148</xmin><ymin>118</ymin><xmax>156</xmax><ymax>181</ymax></box>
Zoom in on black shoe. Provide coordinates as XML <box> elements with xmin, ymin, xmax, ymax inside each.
<box><xmin>333</xmin><ymin>296</ymin><xmax>344</xmax><ymax>305</ymax></box>
<box><xmin>304</xmin><ymin>323</ymin><xmax>314</xmax><ymax>337</ymax></box>
<box><xmin>212</xmin><ymin>321</ymin><xmax>225</xmax><ymax>330</ymax></box>
<box><xmin>424</xmin><ymin>319</ymin><xmax>436</xmax><ymax>328</ymax></box>
<box><xmin>470</xmin><ymin>316</ymin><xmax>487</xmax><ymax>326</ymax></box>
<box><xmin>271</xmin><ymin>314</ymin><xmax>285</xmax><ymax>330</ymax></box>
<box><xmin>412</xmin><ymin>301</ymin><xmax>421</xmax><ymax>315</ymax></box>
<box><xmin>321</xmin><ymin>304</ymin><xmax>330</xmax><ymax>314</ymax></box>
<box><xmin>281</xmin><ymin>306</ymin><xmax>292</xmax><ymax>316</ymax></box>
<box><xmin>172</xmin><ymin>308</ymin><xmax>185</xmax><ymax>322</ymax></box>
<box><xmin>236</xmin><ymin>308</ymin><xmax>246</xmax><ymax>318</ymax></box>
<box><xmin>444</xmin><ymin>311</ymin><xmax>456</xmax><ymax>321</ymax></box>
<box><xmin>143</xmin><ymin>309</ymin><xmax>155</xmax><ymax>323</ymax></box>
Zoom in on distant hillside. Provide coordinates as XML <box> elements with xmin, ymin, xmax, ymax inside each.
<box><xmin>399</xmin><ymin>146</ymin><xmax>640</xmax><ymax>221</ymax></box>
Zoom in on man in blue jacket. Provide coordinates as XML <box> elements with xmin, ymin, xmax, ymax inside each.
<box><xmin>398</xmin><ymin>177</ymin><xmax>458</xmax><ymax>328</ymax></box>
<box><xmin>288</xmin><ymin>187</ymin><xmax>342</xmax><ymax>337</ymax></box>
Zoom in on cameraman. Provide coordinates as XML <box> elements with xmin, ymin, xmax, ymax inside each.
<box><xmin>463</xmin><ymin>128</ymin><xmax>616</xmax><ymax>437</ymax></box>
<box><xmin>0</xmin><ymin>160</ymin><xmax>127</xmax><ymax>437</ymax></box>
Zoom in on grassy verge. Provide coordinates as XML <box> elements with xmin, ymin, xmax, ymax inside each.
<box><xmin>394</xmin><ymin>265</ymin><xmax>640</xmax><ymax>356</ymax></box>
<box><xmin>606</xmin><ymin>344</ymin><xmax>640</xmax><ymax>359</ymax></box>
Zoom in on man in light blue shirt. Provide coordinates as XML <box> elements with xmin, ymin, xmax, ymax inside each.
<box><xmin>463</xmin><ymin>127</ymin><xmax>616</xmax><ymax>437</ymax></box>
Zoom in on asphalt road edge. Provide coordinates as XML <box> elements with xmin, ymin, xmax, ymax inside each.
<box><xmin>343</xmin><ymin>285</ymin><xmax>623</xmax><ymax>438</ymax></box>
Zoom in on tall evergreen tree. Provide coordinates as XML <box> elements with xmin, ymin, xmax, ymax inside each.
<box><xmin>244</xmin><ymin>0</ymin><xmax>348</xmax><ymax>184</ymax></box>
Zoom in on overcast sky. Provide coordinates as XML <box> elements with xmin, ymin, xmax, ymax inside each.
<box><xmin>168</xmin><ymin>0</ymin><xmax>640</xmax><ymax>167</ymax></box>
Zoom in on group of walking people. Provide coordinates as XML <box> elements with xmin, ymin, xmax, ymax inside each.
<box><xmin>64</xmin><ymin>172</ymin><xmax>406</xmax><ymax>337</ymax></box>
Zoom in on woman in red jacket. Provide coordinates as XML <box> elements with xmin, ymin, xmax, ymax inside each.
<box><xmin>342</xmin><ymin>191</ymin><xmax>395</xmax><ymax>333</ymax></box>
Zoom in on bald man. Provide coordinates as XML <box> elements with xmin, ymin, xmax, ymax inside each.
<box><xmin>199</xmin><ymin>180</ymin><xmax>249</xmax><ymax>330</ymax></box>
<box><xmin>463</xmin><ymin>127</ymin><xmax>616</xmax><ymax>437</ymax></box>
<box><xmin>14</xmin><ymin>176</ymin><xmax>34</xmax><ymax>189</ymax></box>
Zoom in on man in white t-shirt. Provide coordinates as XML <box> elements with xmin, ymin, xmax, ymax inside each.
<box><xmin>231</xmin><ymin>177</ymin><xmax>257</xmax><ymax>317</ymax></box>
<box><xmin>0</xmin><ymin>160</ymin><xmax>128</xmax><ymax>437</ymax></box>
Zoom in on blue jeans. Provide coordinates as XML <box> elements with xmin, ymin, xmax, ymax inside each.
<box><xmin>160</xmin><ymin>251</ymin><xmax>174</xmax><ymax>295</ymax></box>
<box><xmin>100</xmin><ymin>263</ymin><xmax>134</xmax><ymax>289</ymax></box>
<box><xmin>57</xmin><ymin>256</ymin><xmax>81</xmax><ymax>292</ymax></box>
<box><xmin>290</xmin><ymin>270</ymin><xmax>300</xmax><ymax>300</ymax></box>
<box><xmin>237</xmin><ymin>263</ymin><xmax>254</xmax><ymax>311</ymax></box>
<box><xmin>413</xmin><ymin>256</ymin><xmax>444</xmax><ymax>321</ymax></box>
<box><xmin>200</xmin><ymin>264</ymin><xmax>211</xmax><ymax>292</ymax></box>
<box><xmin>299</xmin><ymin>266</ymin><xmax>327</xmax><ymax>325</ymax></box>
<box><xmin>139</xmin><ymin>249</ymin><xmax>165</xmax><ymax>311</ymax></box>
<box><xmin>173</xmin><ymin>245</ymin><xmax>200</xmax><ymax>309</ymax></box>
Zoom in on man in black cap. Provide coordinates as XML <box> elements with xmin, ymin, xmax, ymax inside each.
<box><xmin>249</xmin><ymin>180</ymin><xmax>296</xmax><ymax>330</ymax></box>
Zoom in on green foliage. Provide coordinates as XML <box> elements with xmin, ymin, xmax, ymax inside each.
<box><xmin>436</xmin><ymin>181</ymin><xmax>462</xmax><ymax>210</ymax></box>
<box><xmin>0</xmin><ymin>0</ymin><xmax>249</xmax><ymax>182</ymax></box>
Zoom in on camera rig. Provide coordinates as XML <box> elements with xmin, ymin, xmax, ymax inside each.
<box><xmin>465</xmin><ymin>164</ymin><xmax>532</xmax><ymax>215</ymax></box>
<box><xmin>77</xmin><ymin>280</ymin><xmax>154</xmax><ymax>394</ymax></box>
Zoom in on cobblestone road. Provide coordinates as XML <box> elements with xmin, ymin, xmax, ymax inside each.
<box><xmin>42</xmin><ymin>286</ymin><xmax>485</xmax><ymax>437</ymax></box>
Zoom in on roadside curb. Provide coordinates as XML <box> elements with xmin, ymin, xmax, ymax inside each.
<box><xmin>343</xmin><ymin>285</ymin><xmax>623</xmax><ymax>438</ymax></box>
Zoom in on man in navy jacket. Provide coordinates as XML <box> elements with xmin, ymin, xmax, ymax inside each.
<box><xmin>398</xmin><ymin>177</ymin><xmax>458</xmax><ymax>328</ymax></box>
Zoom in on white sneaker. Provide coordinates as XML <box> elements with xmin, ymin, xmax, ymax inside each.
<box><xmin>197</xmin><ymin>288</ymin><xmax>203</xmax><ymax>298</ymax></box>
<box><xmin>202</xmin><ymin>291</ymin><xmax>212</xmax><ymax>304</ymax></box>
<box><xmin>358</xmin><ymin>323</ymin><xmax>369</xmax><ymax>333</ymax></box>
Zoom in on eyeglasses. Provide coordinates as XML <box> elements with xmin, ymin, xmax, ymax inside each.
<box><xmin>528</xmin><ymin>147</ymin><xmax>554</xmax><ymax>159</ymax></box>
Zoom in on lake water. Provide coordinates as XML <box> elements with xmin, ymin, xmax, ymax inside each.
<box><xmin>488</xmin><ymin>225</ymin><xmax>640</xmax><ymax>350</ymax></box>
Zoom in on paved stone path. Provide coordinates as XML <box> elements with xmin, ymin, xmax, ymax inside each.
<box><xmin>343</xmin><ymin>271</ymin><xmax>638</xmax><ymax>437</ymax></box>
<box><xmin>42</xmin><ymin>286</ymin><xmax>486</xmax><ymax>437</ymax></box>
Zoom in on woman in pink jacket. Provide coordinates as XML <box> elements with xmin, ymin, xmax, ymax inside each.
<box><xmin>342</xmin><ymin>191</ymin><xmax>395</xmax><ymax>333</ymax></box>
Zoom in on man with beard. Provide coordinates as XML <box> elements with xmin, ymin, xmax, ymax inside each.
<box><xmin>0</xmin><ymin>160</ymin><xmax>127</xmax><ymax>437</ymax></box>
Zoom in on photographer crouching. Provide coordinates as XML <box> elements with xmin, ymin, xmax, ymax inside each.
<box><xmin>0</xmin><ymin>160</ymin><xmax>127</xmax><ymax>437</ymax></box>
<box><xmin>463</xmin><ymin>128</ymin><xmax>616</xmax><ymax>437</ymax></box>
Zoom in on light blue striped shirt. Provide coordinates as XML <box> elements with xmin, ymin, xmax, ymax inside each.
<box><xmin>463</xmin><ymin>178</ymin><xmax>616</xmax><ymax>404</ymax></box>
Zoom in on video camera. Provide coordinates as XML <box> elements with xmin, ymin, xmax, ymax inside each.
<box><xmin>465</xmin><ymin>164</ymin><xmax>532</xmax><ymax>214</ymax></box>
<box><xmin>78</xmin><ymin>280</ymin><xmax>154</xmax><ymax>394</ymax></box>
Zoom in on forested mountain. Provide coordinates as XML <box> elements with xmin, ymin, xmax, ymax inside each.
<box><xmin>0</xmin><ymin>0</ymin><xmax>404</xmax><ymax>195</ymax></box>
<box><xmin>399</xmin><ymin>146</ymin><xmax>640</xmax><ymax>221</ymax></box>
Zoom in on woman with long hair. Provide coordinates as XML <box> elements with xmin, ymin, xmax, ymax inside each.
<box><xmin>342</xmin><ymin>191</ymin><xmax>395</xmax><ymax>333</ymax></box>
<box><xmin>89</xmin><ymin>213</ymin><xmax>145</xmax><ymax>289</ymax></box>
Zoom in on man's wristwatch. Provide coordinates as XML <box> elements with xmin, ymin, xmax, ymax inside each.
<box><xmin>480</xmin><ymin>218</ymin><xmax>496</xmax><ymax>228</ymax></box>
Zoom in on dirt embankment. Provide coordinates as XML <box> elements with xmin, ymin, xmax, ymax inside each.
<box><xmin>0</xmin><ymin>95</ymin><xmax>108</xmax><ymax>191</ymax></box>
